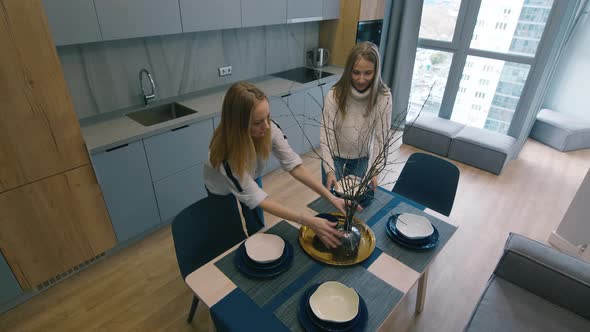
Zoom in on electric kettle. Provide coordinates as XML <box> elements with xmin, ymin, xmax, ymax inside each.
<box><xmin>307</xmin><ymin>48</ymin><xmax>330</xmax><ymax>68</ymax></box>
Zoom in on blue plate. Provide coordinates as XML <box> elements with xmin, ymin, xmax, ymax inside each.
<box><xmin>239</xmin><ymin>241</ymin><xmax>289</xmax><ymax>270</ymax></box>
<box><xmin>386</xmin><ymin>216</ymin><xmax>439</xmax><ymax>250</ymax></box>
<box><xmin>298</xmin><ymin>283</ymin><xmax>368</xmax><ymax>332</ymax></box>
<box><xmin>388</xmin><ymin>214</ymin><xmax>435</xmax><ymax>245</ymax></box>
<box><xmin>330</xmin><ymin>187</ymin><xmax>375</xmax><ymax>208</ymax></box>
<box><xmin>234</xmin><ymin>239</ymin><xmax>293</xmax><ymax>279</ymax></box>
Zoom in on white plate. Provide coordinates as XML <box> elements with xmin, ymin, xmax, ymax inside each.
<box><xmin>333</xmin><ymin>175</ymin><xmax>365</xmax><ymax>196</ymax></box>
<box><xmin>395</xmin><ymin>213</ymin><xmax>434</xmax><ymax>240</ymax></box>
<box><xmin>309</xmin><ymin>281</ymin><xmax>359</xmax><ymax>323</ymax></box>
<box><xmin>244</xmin><ymin>233</ymin><xmax>285</xmax><ymax>263</ymax></box>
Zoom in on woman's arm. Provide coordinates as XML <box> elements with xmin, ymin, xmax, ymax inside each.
<box><xmin>368</xmin><ymin>93</ymin><xmax>393</xmax><ymax>189</ymax></box>
<box><xmin>320</xmin><ymin>90</ymin><xmax>338</xmax><ymax>189</ymax></box>
<box><xmin>259</xmin><ymin>198</ymin><xmax>342</xmax><ymax>248</ymax></box>
<box><xmin>289</xmin><ymin>164</ymin><xmax>349</xmax><ymax>214</ymax></box>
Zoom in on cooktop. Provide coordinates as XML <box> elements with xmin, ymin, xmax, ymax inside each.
<box><xmin>271</xmin><ymin>67</ymin><xmax>334</xmax><ymax>84</ymax></box>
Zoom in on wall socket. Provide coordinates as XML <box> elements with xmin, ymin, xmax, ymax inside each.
<box><xmin>218</xmin><ymin>65</ymin><xmax>232</xmax><ymax>77</ymax></box>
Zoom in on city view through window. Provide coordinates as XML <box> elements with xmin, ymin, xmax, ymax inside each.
<box><xmin>408</xmin><ymin>0</ymin><xmax>554</xmax><ymax>135</ymax></box>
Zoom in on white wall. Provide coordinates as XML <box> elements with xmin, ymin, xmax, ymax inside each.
<box><xmin>543</xmin><ymin>13</ymin><xmax>590</xmax><ymax>121</ymax></box>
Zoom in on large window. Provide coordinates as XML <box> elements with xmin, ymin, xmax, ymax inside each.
<box><xmin>408</xmin><ymin>0</ymin><xmax>555</xmax><ymax>135</ymax></box>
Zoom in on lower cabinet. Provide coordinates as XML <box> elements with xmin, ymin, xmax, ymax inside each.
<box><xmin>91</xmin><ymin>141</ymin><xmax>161</xmax><ymax>243</ymax></box>
<box><xmin>0</xmin><ymin>252</ymin><xmax>22</xmax><ymax>305</ymax></box>
<box><xmin>153</xmin><ymin>163</ymin><xmax>207</xmax><ymax>223</ymax></box>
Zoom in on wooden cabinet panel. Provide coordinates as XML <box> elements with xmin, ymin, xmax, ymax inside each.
<box><xmin>0</xmin><ymin>1</ymin><xmax>89</xmax><ymax>193</ymax></box>
<box><xmin>153</xmin><ymin>163</ymin><xmax>206</xmax><ymax>222</ymax></box>
<box><xmin>0</xmin><ymin>252</ymin><xmax>22</xmax><ymax>304</ymax></box>
<box><xmin>94</xmin><ymin>0</ymin><xmax>182</xmax><ymax>40</ymax></box>
<box><xmin>42</xmin><ymin>0</ymin><xmax>102</xmax><ymax>46</ymax></box>
<box><xmin>91</xmin><ymin>141</ymin><xmax>161</xmax><ymax>243</ymax></box>
<box><xmin>143</xmin><ymin>120</ymin><xmax>213</xmax><ymax>182</ymax></box>
<box><xmin>323</xmin><ymin>0</ymin><xmax>341</xmax><ymax>20</ymax></box>
<box><xmin>242</xmin><ymin>0</ymin><xmax>287</xmax><ymax>27</ymax></box>
<box><xmin>359</xmin><ymin>0</ymin><xmax>385</xmax><ymax>21</ymax></box>
<box><xmin>180</xmin><ymin>0</ymin><xmax>241</xmax><ymax>32</ymax></box>
<box><xmin>287</xmin><ymin>0</ymin><xmax>323</xmax><ymax>22</ymax></box>
<box><xmin>0</xmin><ymin>166</ymin><xmax>116</xmax><ymax>289</ymax></box>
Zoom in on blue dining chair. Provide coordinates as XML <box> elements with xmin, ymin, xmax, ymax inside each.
<box><xmin>171</xmin><ymin>194</ymin><xmax>247</xmax><ymax>323</ymax></box>
<box><xmin>392</xmin><ymin>152</ymin><xmax>460</xmax><ymax>216</ymax></box>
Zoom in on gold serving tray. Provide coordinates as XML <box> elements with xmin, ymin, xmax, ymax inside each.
<box><xmin>298</xmin><ymin>214</ymin><xmax>376</xmax><ymax>266</ymax></box>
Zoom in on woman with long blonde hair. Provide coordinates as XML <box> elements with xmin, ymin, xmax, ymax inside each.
<box><xmin>320</xmin><ymin>42</ymin><xmax>392</xmax><ymax>191</ymax></box>
<box><xmin>204</xmin><ymin>82</ymin><xmax>347</xmax><ymax>248</ymax></box>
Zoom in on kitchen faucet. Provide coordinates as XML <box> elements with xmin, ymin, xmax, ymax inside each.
<box><xmin>139</xmin><ymin>68</ymin><xmax>156</xmax><ymax>105</ymax></box>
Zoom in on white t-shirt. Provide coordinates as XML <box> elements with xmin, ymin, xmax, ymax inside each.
<box><xmin>203</xmin><ymin>121</ymin><xmax>302</xmax><ymax>209</ymax></box>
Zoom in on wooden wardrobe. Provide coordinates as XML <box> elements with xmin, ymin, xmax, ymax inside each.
<box><xmin>0</xmin><ymin>0</ymin><xmax>116</xmax><ymax>290</ymax></box>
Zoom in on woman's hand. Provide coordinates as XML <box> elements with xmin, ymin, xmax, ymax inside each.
<box><xmin>305</xmin><ymin>216</ymin><xmax>343</xmax><ymax>248</ymax></box>
<box><xmin>370</xmin><ymin>176</ymin><xmax>378</xmax><ymax>190</ymax></box>
<box><xmin>325</xmin><ymin>171</ymin><xmax>337</xmax><ymax>190</ymax></box>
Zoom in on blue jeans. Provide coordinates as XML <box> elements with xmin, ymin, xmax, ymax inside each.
<box><xmin>321</xmin><ymin>156</ymin><xmax>369</xmax><ymax>187</ymax></box>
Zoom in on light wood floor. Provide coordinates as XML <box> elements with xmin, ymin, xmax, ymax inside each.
<box><xmin>1</xmin><ymin>139</ymin><xmax>589</xmax><ymax>332</ymax></box>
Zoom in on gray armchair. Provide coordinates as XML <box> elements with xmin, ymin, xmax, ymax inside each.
<box><xmin>465</xmin><ymin>233</ymin><xmax>590</xmax><ymax>331</ymax></box>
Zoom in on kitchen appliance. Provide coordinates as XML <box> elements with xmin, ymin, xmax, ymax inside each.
<box><xmin>271</xmin><ymin>67</ymin><xmax>334</xmax><ymax>84</ymax></box>
<box><xmin>307</xmin><ymin>47</ymin><xmax>330</xmax><ymax>68</ymax></box>
<box><xmin>356</xmin><ymin>19</ymin><xmax>383</xmax><ymax>47</ymax></box>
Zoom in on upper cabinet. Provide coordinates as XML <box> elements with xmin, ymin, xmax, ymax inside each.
<box><xmin>180</xmin><ymin>0</ymin><xmax>241</xmax><ymax>33</ymax></box>
<box><xmin>287</xmin><ymin>0</ymin><xmax>323</xmax><ymax>23</ymax></box>
<box><xmin>42</xmin><ymin>0</ymin><xmax>102</xmax><ymax>46</ymax></box>
<box><xmin>94</xmin><ymin>0</ymin><xmax>182</xmax><ymax>40</ymax></box>
<box><xmin>242</xmin><ymin>0</ymin><xmax>287</xmax><ymax>27</ymax></box>
<box><xmin>359</xmin><ymin>0</ymin><xmax>385</xmax><ymax>21</ymax></box>
<box><xmin>323</xmin><ymin>0</ymin><xmax>341</xmax><ymax>20</ymax></box>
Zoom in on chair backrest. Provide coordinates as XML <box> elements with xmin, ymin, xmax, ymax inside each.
<box><xmin>171</xmin><ymin>194</ymin><xmax>247</xmax><ymax>279</ymax></box>
<box><xmin>392</xmin><ymin>152</ymin><xmax>460</xmax><ymax>216</ymax></box>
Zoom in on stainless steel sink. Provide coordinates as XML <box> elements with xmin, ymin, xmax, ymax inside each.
<box><xmin>126</xmin><ymin>102</ymin><xmax>197</xmax><ymax>126</ymax></box>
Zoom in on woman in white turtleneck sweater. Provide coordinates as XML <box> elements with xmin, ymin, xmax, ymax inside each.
<box><xmin>320</xmin><ymin>42</ymin><xmax>392</xmax><ymax>191</ymax></box>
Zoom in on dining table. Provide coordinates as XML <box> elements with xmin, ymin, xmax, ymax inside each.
<box><xmin>185</xmin><ymin>187</ymin><xmax>458</xmax><ymax>331</ymax></box>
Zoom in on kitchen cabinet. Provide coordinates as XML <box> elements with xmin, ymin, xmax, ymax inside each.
<box><xmin>213</xmin><ymin>115</ymin><xmax>221</xmax><ymax>130</ymax></box>
<box><xmin>287</xmin><ymin>0</ymin><xmax>323</xmax><ymax>22</ymax></box>
<box><xmin>0</xmin><ymin>252</ymin><xmax>22</xmax><ymax>305</ymax></box>
<box><xmin>0</xmin><ymin>166</ymin><xmax>117</xmax><ymax>289</ymax></box>
<box><xmin>180</xmin><ymin>0</ymin><xmax>241</xmax><ymax>33</ymax></box>
<box><xmin>153</xmin><ymin>163</ymin><xmax>206</xmax><ymax>222</ymax></box>
<box><xmin>359</xmin><ymin>0</ymin><xmax>385</xmax><ymax>21</ymax></box>
<box><xmin>269</xmin><ymin>90</ymin><xmax>305</xmax><ymax>131</ymax></box>
<box><xmin>283</xmin><ymin>124</ymin><xmax>305</xmax><ymax>155</ymax></box>
<box><xmin>143</xmin><ymin>120</ymin><xmax>213</xmax><ymax>182</ymax></box>
<box><xmin>323</xmin><ymin>0</ymin><xmax>341</xmax><ymax>20</ymax></box>
<box><xmin>242</xmin><ymin>0</ymin><xmax>287</xmax><ymax>27</ymax></box>
<box><xmin>303</xmin><ymin>85</ymin><xmax>325</xmax><ymax>149</ymax></box>
<box><xmin>94</xmin><ymin>0</ymin><xmax>182</xmax><ymax>41</ymax></box>
<box><xmin>42</xmin><ymin>0</ymin><xmax>102</xmax><ymax>46</ymax></box>
<box><xmin>91</xmin><ymin>141</ymin><xmax>161</xmax><ymax>243</ymax></box>
<box><xmin>0</xmin><ymin>1</ymin><xmax>90</xmax><ymax>194</ymax></box>
<box><xmin>0</xmin><ymin>1</ymin><xmax>116</xmax><ymax>290</ymax></box>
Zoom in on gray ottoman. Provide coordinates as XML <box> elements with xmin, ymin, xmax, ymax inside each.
<box><xmin>403</xmin><ymin>116</ymin><xmax>466</xmax><ymax>156</ymax></box>
<box><xmin>530</xmin><ymin>109</ymin><xmax>590</xmax><ymax>152</ymax></box>
<box><xmin>448</xmin><ymin>127</ymin><xmax>515</xmax><ymax>175</ymax></box>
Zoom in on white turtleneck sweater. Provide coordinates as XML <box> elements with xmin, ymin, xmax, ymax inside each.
<box><xmin>320</xmin><ymin>86</ymin><xmax>393</xmax><ymax>175</ymax></box>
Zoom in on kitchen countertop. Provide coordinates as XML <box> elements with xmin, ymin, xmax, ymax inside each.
<box><xmin>81</xmin><ymin>66</ymin><xmax>343</xmax><ymax>154</ymax></box>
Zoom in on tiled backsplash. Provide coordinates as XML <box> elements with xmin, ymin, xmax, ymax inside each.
<box><xmin>58</xmin><ymin>22</ymin><xmax>318</xmax><ymax>119</ymax></box>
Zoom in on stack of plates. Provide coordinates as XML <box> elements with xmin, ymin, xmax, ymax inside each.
<box><xmin>385</xmin><ymin>213</ymin><xmax>439</xmax><ymax>250</ymax></box>
<box><xmin>234</xmin><ymin>233</ymin><xmax>293</xmax><ymax>279</ymax></box>
<box><xmin>331</xmin><ymin>175</ymin><xmax>374</xmax><ymax>207</ymax></box>
<box><xmin>298</xmin><ymin>282</ymin><xmax>368</xmax><ymax>331</ymax></box>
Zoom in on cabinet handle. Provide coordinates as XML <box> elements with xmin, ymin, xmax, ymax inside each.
<box><xmin>172</xmin><ymin>125</ymin><xmax>189</xmax><ymax>132</ymax></box>
<box><xmin>105</xmin><ymin>144</ymin><xmax>128</xmax><ymax>152</ymax></box>
<box><xmin>318</xmin><ymin>83</ymin><xmax>326</xmax><ymax>86</ymax></box>
<box><xmin>281</xmin><ymin>93</ymin><xmax>292</xmax><ymax>98</ymax></box>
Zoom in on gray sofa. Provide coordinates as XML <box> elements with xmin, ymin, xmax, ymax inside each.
<box><xmin>464</xmin><ymin>233</ymin><xmax>590</xmax><ymax>331</ymax></box>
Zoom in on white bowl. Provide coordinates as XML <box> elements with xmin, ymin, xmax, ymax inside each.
<box><xmin>244</xmin><ymin>233</ymin><xmax>285</xmax><ymax>263</ymax></box>
<box><xmin>396</xmin><ymin>213</ymin><xmax>434</xmax><ymax>240</ymax></box>
<box><xmin>309</xmin><ymin>281</ymin><xmax>359</xmax><ymax>323</ymax></box>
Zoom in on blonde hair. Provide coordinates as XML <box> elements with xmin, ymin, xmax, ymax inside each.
<box><xmin>209</xmin><ymin>82</ymin><xmax>271</xmax><ymax>177</ymax></box>
<box><xmin>333</xmin><ymin>42</ymin><xmax>389</xmax><ymax>117</ymax></box>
